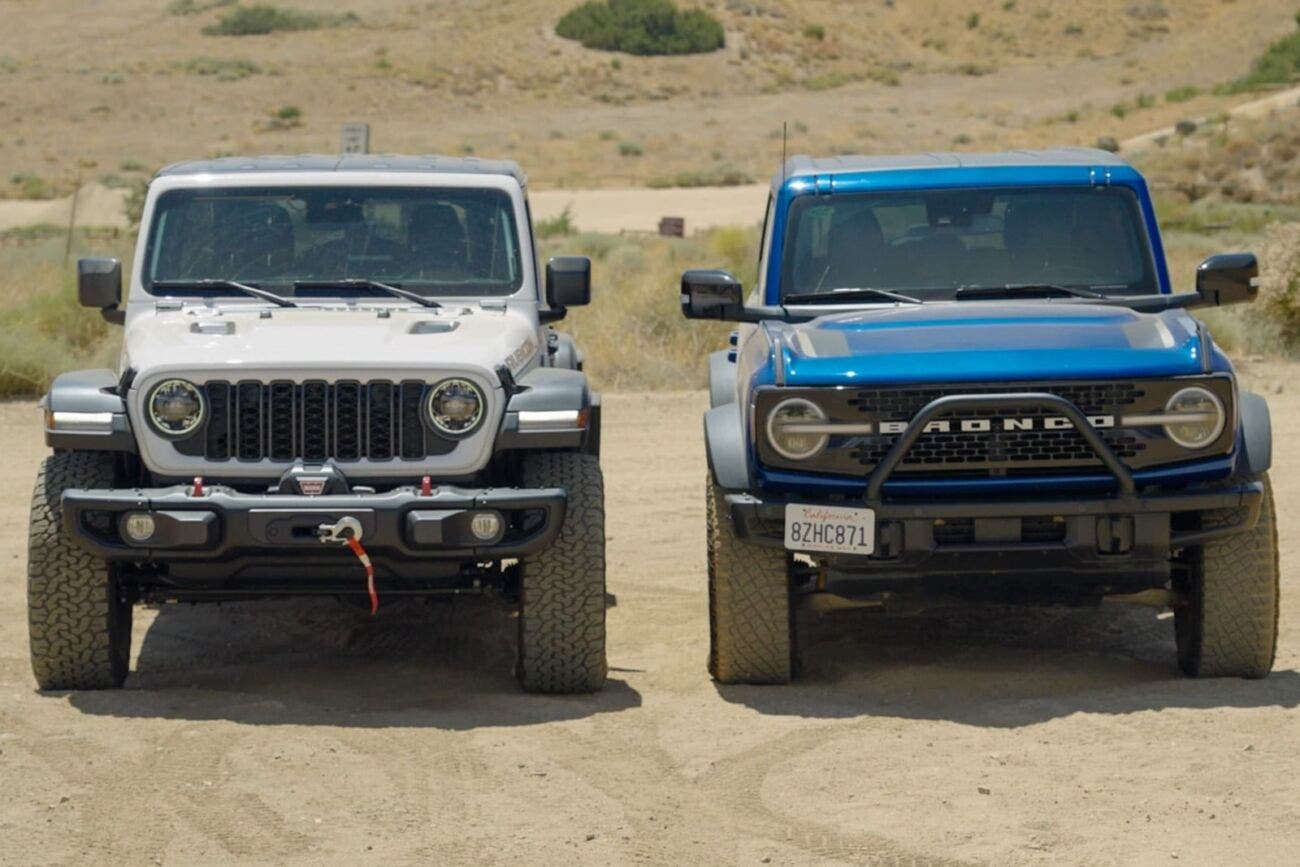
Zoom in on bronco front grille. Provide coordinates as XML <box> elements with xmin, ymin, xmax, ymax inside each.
<box><xmin>200</xmin><ymin>379</ymin><xmax>433</xmax><ymax>462</ymax></box>
<box><xmin>754</xmin><ymin>378</ymin><xmax>1236</xmax><ymax>477</ymax></box>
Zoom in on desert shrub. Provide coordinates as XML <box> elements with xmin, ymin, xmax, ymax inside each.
<box><xmin>1251</xmin><ymin>222</ymin><xmax>1300</xmax><ymax>350</ymax></box>
<box><xmin>646</xmin><ymin>166</ymin><xmax>753</xmax><ymax>188</ymax></box>
<box><xmin>182</xmin><ymin>57</ymin><xmax>261</xmax><ymax>79</ymax></box>
<box><xmin>539</xmin><ymin>225</ymin><xmax>757</xmax><ymax>389</ymax></box>
<box><xmin>802</xmin><ymin>23</ymin><xmax>824</xmax><ymax>41</ymax></box>
<box><xmin>618</xmin><ymin>140</ymin><xmax>644</xmax><ymax>157</ymax></box>
<box><xmin>168</xmin><ymin>0</ymin><xmax>234</xmax><ymax>14</ymax></box>
<box><xmin>1223</xmin><ymin>13</ymin><xmax>1300</xmax><ymax>93</ymax></box>
<box><xmin>1165</xmin><ymin>84</ymin><xmax>1200</xmax><ymax>103</ymax></box>
<box><xmin>8</xmin><ymin>173</ymin><xmax>56</xmax><ymax>200</ymax></box>
<box><xmin>202</xmin><ymin>4</ymin><xmax>356</xmax><ymax>36</ymax></box>
<box><xmin>535</xmin><ymin>205</ymin><xmax>577</xmax><ymax>239</ymax></box>
<box><xmin>0</xmin><ymin>234</ymin><xmax>129</xmax><ymax>397</ymax></box>
<box><xmin>555</xmin><ymin>0</ymin><xmax>724</xmax><ymax>56</ymax></box>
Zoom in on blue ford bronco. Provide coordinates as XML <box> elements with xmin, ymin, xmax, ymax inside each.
<box><xmin>682</xmin><ymin>149</ymin><xmax>1277</xmax><ymax>684</ymax></box>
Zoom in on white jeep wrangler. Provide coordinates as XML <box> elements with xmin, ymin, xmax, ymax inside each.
<box><xmin>32</xmin><ymin>155</ymin><xmax>606</xmax><ymax>693</ymax></box>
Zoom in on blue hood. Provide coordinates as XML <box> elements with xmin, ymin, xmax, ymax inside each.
<box><xmin>780</xmin><ymin>302</ymin><xmax>1206</xmax><ymax>385</ymax></box>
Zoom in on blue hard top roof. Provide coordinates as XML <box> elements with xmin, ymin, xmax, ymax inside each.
<box><xmin>773</xmin><ymin>148</ymin><xmax>1133</xmax><ymax>191</ymax></box>
<box><xmin>157</xmin><ymin>154</ymin><xmax>526</xmax><ymax>184</ymax></box>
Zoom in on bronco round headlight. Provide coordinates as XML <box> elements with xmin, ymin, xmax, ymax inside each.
<box><xmin>1163</xmin><ymin>386</ymin><xmax>1225</xmax><ymax>449</ymax></box>
<box><xmin>766</xmin><ymin>398</ymin><xmax>829</xmax><ymax>461</ymax></box>
<box><xmin>426</xmin><ymin>378</ymin><xmax>485</xmax><ymax>436</ymax></box>
<box><xmin>147</xmin><ymin>379</ymin><xmax>205</xmax><ymax>437</ymax></box>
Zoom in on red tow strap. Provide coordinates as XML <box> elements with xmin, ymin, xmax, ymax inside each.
<box><xmin>345</xmin><ymin>536</ymin><xmax>378</xmax><ymax>615</ymax></box>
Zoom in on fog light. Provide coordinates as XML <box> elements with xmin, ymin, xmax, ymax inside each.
<box><xmin>122</xmin><ymin>512</ymin><xmax>156</xmax><ymax>543</ymax></box>
<box><xmin>469</xmin><ymin>511</ymin><xmax>503</xmax><ymax>542</ymax></box>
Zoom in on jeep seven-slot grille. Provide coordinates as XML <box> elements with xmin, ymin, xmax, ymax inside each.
<box><xmin>846</xmin><ymin>383</ymin><xmax>1146</xmax><ymax>468</ymax></box>
<box><xmin>202</xmin><ymin>380</ymin><xmax>429</xmax><ymax>462</ymax></box>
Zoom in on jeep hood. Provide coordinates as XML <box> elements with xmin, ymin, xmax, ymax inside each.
<box><xmin>122</xmin><ymin>303</ymin><xmax>539</xmax><ymax>382</ymax></box>
<box><xmin>781</xmin><ymin>302</ymin><xmax>1206</xmax><ymax>385</ymax></box>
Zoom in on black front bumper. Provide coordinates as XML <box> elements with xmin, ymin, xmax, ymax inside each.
<box><xmin>734</xmin><ymin>391</ymin><xmax>1264</xmax><ymax>597</ymax></box>
<box><xmin>729</xmin><ymin>482</ymin><xmax>1263</xmax><ymax>596</ymax></box>
<box><xmin>62</xmin><ymin>484</ymin><xmax>567</xmax><ymax>563</ymax></box>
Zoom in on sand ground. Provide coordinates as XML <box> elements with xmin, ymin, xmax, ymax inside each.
<box><xmin>0</xmin><ymin>373</ymin><xmax>1297</xmax><ymax>865</ymax></box>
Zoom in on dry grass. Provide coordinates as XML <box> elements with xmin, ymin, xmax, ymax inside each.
<box><xmin>541</xmin><ymin>225</ymin><xmax>755</xmax><ymax>389</ymax></box>
<box><xmin>0</xmin><ymin>233</ymin><xmax>127</xmax><ymax>397</ymax></box>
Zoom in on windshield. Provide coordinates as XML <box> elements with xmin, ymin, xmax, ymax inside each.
<box><xmin>143</xmin><ymin>185</ymin><xmax>523</xmax><ymax>298</ymax></box>
<box><xmin>780</xmin><ymin>186</ymin><xmax>1157</xmax><ymax>301</ymax></box>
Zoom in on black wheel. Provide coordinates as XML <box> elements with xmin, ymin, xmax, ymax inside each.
<box><xmin>1176</xmin><ymin>474</ymin><xmax>1279</xmax><ymax>678</ymax></box>
<box><xmin>707</xmin><ymin>475</ymin><xmax>795</xmax><ymax>684</ymax></box>
<box><xmin>28</xmin><ymin>451</ymin><xmax>132</xmax><ymax>690</ymax></box>
<box><xmin>516</xmin><ymin>452</ymin><xmax>607</xmax><ymax>693</ymax></box>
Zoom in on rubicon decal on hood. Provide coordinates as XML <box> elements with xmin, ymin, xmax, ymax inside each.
<box><xmin>505</xmin><ymin>336</ymin><xmax>537</xmax><ymax>373</ymax></box>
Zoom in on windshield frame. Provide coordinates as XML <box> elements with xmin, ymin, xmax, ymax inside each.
<box><xmin>136</xmin><ymin>177</ymin><xmax>530</xmax><ymax>302</ymax></box>
<box><xmin>774</xmin><ymin>182</ymin><xmax>1163</xmax><ymax>305</ymax></box>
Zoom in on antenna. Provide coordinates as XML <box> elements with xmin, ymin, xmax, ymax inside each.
<box><xmin>781</xmin><ymin>121</ymin><xmax>788</xmax><ymax>185</ymax></box>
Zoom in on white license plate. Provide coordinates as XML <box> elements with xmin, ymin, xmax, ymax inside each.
<box><xmin>784</xmin><ymin>504</ymin><xmax>875</xmax><ymax>555</ymax></box>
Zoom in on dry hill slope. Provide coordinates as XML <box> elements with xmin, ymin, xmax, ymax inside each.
<box><xmin>0</xmin><ymin>0</ymin><xmax>1296</xmax><ymax>192</ymax></box>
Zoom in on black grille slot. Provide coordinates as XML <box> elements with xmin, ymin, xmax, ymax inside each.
<box><xmin>202</xmin><ymin>379</ymin><xmax>432</xmax><ymax>462</ymax></box>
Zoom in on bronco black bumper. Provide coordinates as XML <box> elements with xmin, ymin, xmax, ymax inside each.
<box><xmin>733</xmin><ymin>392</ymin><xmax>1265</xmax><ymax>597</ymax></box>
<box><xmin>62</xmin><ymin>484</ymin><xmax>567</xmax><ymax>563</ymax></box>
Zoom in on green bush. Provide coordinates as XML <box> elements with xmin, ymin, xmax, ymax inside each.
<box><xmin>555</xmin><ymin>0</ymin><xmax>724</xmax><ymax>56</ymax></box>
<box><xmin>202</xmin><ymin>4</ymin><xmax>356</xmax><ymax>36</ymax></box>
<box><xmin>1224</xmin><ymin>14</ymin><xmax>1300</xmax><ymax>93</ymax></box>
<box><xmin>535</xmin><ymin>205</ymin><xmax>577</xmax><ymax>239</ymax></box>
<box><xmin>1165</xmin><ymin>84</ymin><xmax>1200</xmax><ymax>103</ymax></box>
<box><xmin>168</xmin><ymin>0</ymin><xmax>234</xmax><ymax>15</ymax></box>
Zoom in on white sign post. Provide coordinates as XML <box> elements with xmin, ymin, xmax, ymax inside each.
<box><xmin>341</xmin><ymin>123</ymin><xmax>370</xmax><ymax>154</ymax></box>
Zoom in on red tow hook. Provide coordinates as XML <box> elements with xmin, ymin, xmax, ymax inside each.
<box><xmin>191</xmin><ymin>476</ymin><xmax>205</xmax><ymax>497</ymax></box>
<box><xmin>318</xmin><ymin>517</ymin><xmax>378</xmax><ymax>615</ymax></box>
<box><xmin>420</xmin><ymin>475</ymin><xmax>432</xmax><ymax>496</ymax></box>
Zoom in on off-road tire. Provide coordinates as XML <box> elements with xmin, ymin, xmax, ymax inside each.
<box><xmin>707</xmin><ymin>475</ymin><xmax>795</xmax><ymax>684</ymax></box>
<box><xmin>1176</xmin><ymin>474</ymin><xmax>1279</xmax><ymax>678</ymax></box>
<box><xmin>517</xmin><ymin>452</ymin><xmax>607</xmax><ymax>693</ymax></box>
<box><xmin>28</xmin><ymin>451</ymin><xmax>132</xmax><ymax>690</ymax></box>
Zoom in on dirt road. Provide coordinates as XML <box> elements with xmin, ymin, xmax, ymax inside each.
<box><xmin>1</xmin><ymin>382</ymin><xmax>1297</xmax><ymax>865</ymax></box>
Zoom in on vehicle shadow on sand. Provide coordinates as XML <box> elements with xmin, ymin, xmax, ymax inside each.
<box><xmin>66</xmin><ymin>596</ymin><xmax>640</xmax><ymax>729</ymax></box>
<box><xmin>716</xmin><ymin>602</ymin><xmax>1300</xmax><ymax>726</ymax></box>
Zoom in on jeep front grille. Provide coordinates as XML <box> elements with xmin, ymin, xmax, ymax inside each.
<box><xmin>201</xmin><ymin>380</ymin><xmax>434</xmax><ymax>462</ymax></box>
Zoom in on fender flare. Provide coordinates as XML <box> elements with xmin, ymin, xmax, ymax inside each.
<box><xmin>708</xmin><ymin>350</ymin><xmax>737</xmax><ymax>408</ymax></box>
<box><xmin>42</xmin><ymin>369</ymin><xmax>136</xmax><ymax>452</ymax></box>
<box><xmin>495</xmin><ymin>366</ymin><xmax>596</xmax><ymax>453</ymax></box>
<box><xmin>1239</xmin><ymin>390</ymin><xmax>1272</xmax><ymax>476</ymax></box>
<box><xmin>704</xmin><ymin>403</ymin><xmax>752</xmax><ymax>490</ymax></box>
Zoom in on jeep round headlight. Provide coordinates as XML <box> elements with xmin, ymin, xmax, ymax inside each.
<box><xmin>147</xmin><ymin>379</ymin><xmax>205</xmax><ymax>437</ymax></box>
<box><xmin>1163</xmin><ymin>386</ymin><xmax>1225</xmax><ymax>449</ymax></box>
<box><xmin>426</xmin><ymin>378</ymin><xmax>485</xmax><ymax>436</ymax></box>
<box><xmin>766</xmin><ymin>398</ymin><xmax>829</xmax><ymax>461</ymax></box>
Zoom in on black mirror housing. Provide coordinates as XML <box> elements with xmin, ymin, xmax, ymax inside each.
<box><xmin>681</xmin><ymin>269</ymin><xmax>744</xmax><ymax>320</ymax></box>
<box><xmin>77</xmin><ymin>257</ymin><xmax>124</xmax><ymax>323</ymax></box>
<box><xmin>1196</xmin><ymin>253</ymin><xmax>1258</xmax><ymax>307</ymax></box>
<box><xmin>546</xmin><ymin>256</ymin><xmax>592</xmax><ymax>312</ymax></box>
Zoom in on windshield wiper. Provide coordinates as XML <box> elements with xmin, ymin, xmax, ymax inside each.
<box><xmin>151</xmin><ymin>279</ymin><xmax>297</xmax><ymax>307</ymax></box>
<box><xmin>784</xmin><ymin>287</ymin><xmax>924</xmax><ymax>305</ymax></box>
<box><xmin>294</xmin><ymin>279</ymin><xmax>441</xmax><ymax>308</ymax></box>
<box><xmin>955</xmin><ymin>283</ymin><xmax>1106</xmax><ymax>301</ymax></box>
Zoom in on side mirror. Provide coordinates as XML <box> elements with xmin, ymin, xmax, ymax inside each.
<box><xmin>681</xmin><ymin>269</ymin><xmax>744</xmax><ymax>320</ymax></box>
<box><xmin>546</xmin><ymin>256</ymin><xmax>591</xmax><ymax>310</ymax></box>
<box><xmin>1196</xmin><ymin>253</ymin><xmax>1258</xmax><ymax>307</ymax></box>
<box><xmin>77</xmin><ymin>257</ymin><xmax>124</xmax><ymax>324</ymax></box>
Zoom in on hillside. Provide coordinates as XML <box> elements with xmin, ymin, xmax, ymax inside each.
<box><xmin>0</xmin><ymin>0</ymin><xmax>1297</xmax><ymax>195</ymax></box>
